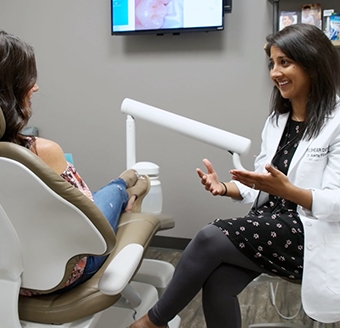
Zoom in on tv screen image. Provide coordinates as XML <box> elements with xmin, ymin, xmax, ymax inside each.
<box><xmin>111</xmin><ymin>0</ymin><xmax>224</xmax><ymax>35</ymax></box>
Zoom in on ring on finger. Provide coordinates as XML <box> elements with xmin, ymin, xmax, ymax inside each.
<box><xmin>252</xmin><ymin>183</ymin><xmax>255</xmax><ymax>189</ymax></box>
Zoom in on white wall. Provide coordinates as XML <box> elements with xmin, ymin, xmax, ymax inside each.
<box><xmin>0</xmin><ymin>0</ymin><xmax>273</xmax><ymax>238</ymax></box>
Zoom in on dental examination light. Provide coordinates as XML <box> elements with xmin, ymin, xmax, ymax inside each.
<box><xmin>121</xmin><ymin>98</ymin><xmax>251</xmax><ymax>214</ymax></box>
<box><xmin>121</xmin><ymin>98</ymin><xmax>251</xmax><ymax>170</ymax></box>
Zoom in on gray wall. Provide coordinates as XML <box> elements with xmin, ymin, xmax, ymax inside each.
<box><xmin>0</xmin><ymin>0</ymin><xmax>273</xmax><ymax>239</ymax></box>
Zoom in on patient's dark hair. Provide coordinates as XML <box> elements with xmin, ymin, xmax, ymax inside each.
<box><xmin>264</xmin><ymin>24</ymin><xmax>340</xmax><ymax>140</ymax></box>
<box><xmin>0</xmin><ymin>30</ymin><xmax>37</xmax><ymax>147</ymax></box>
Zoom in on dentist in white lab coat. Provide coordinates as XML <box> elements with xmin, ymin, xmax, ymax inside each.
<box><xmin>229</xmin><ymin>26</ymin><xmax>340</xmax><ymax>323</ymax></box>
<box><xmin>232</xmin><ymin>108</ymin><xmax>340</xmax><ymax>323</ymax></box>
<box><xmin>131</xmin><ymin>24</ymin><xmax>340</xmax><ymax>328</ymax></box>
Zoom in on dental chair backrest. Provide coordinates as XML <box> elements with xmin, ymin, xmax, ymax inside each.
<box><xmin>0</xmin><ymin>142</ymin><xmax>116</xmax><ymax>293</ymax></box>
<box><xmin>0</xmin><ymin>141</ymin><xmax>118</xmax><ymax>326</ymax></box>
<box><xmin>0</xmin><ymin>106</ymin><xmax>115</xmax><ymax>287</ymax></box>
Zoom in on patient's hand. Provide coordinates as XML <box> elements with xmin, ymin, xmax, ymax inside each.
<box><xmin>196</xmin><ymin>158</ymin><xmax>224</xmax><ymax>196</ymax></box>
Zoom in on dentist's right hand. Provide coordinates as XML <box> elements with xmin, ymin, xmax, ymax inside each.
<box><xmin>196</xmin><ymin>158</ymin><xmax>224</xmax><ymax>196</ymax></box>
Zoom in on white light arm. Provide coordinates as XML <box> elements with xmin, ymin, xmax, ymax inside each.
<box><xmin>121</xmin><ymin>98</ymin><xmax>251</xmax><ymax>170</ymax></box>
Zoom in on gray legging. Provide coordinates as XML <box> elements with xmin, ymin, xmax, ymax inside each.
<box><xmin>148</xmin><ymin>224</ymin><xmax>267</xmax><ymax>328</ymax></box>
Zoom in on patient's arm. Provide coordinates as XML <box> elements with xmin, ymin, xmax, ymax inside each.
<box><xmin>32</xmin><ymin>137</ymin><xmax>68</xmax><ymax>175</ymax></box>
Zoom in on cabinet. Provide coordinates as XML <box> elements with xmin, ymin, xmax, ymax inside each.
<box><xmin>268</xmin><ymin>0</ymin><xmax>340</xmax><ymax>48</ymax></box>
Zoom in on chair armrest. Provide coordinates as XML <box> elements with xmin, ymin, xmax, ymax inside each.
<box><xmin>154</xmin><ymin>213</ymin><xmax>175</xmax><ymax>231</ymax></box>
<box><xmin>98</xmin><ymin>243</ymin><xmax>143</xmax><ymax>295</ymax></box>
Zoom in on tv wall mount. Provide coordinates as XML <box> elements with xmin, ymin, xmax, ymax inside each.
<box><xmin>224</xmin><ymin>0</ymin><xmax>232</xmax><ymax>13</ymax></box>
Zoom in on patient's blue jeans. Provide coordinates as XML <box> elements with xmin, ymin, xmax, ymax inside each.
<box><xmin>58</xmin><ymin>178</ymin><xmax>128</xmax><ymax>292</ymax></box>
<box><xmin>92</xmin><ymin>178</ymin><xmax>128</xmax><ymax>234</ymax></box>
<box><xmin>85</xmin><ymin>178</ymin><xmax>128</xmax><ymax>273</ymax></box>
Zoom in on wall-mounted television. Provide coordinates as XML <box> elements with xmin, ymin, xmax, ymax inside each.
<box><xmin>111</xmin><ymin>0</ymin><xmax>230</xmax><ymax>35</ymax></box>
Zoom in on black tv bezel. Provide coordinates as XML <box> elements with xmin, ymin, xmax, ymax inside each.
<box><xmin>111</xmin><ymin>0</ymin><xmax>228</xmax><ymax>36</ymax></box>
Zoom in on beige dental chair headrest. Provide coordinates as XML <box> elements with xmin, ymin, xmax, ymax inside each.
<box><xmin>0</xmin><ymin>106</ymin><xmax>6</xmax><ymax>139</ymax></box>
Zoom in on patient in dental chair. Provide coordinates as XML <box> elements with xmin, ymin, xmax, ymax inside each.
<box><xmin>0</xmin><ymin>30</ymin><xmax>150</xmax><ymax>296</ymax></box>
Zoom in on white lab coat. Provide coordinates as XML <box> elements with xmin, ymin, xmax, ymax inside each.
<box><xmin>233</xmin><ymin>102</ymin><xmax>340</xmax><ymax>323</ymax></box>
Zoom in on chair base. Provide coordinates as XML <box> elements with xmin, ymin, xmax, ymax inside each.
<box><xmin>131</xmin><ymin>259</ymin><xmax>181</xmax><ymax>328</ymax></box>
<box><xmin>97</xmin><ymin>281</ymin><xmax>181</xmax><ymax>328</ymax></box>
<box><xmin>249</xmin><ymin>324</ymin><xmax>308</xmax><ymax>328</ymax></box>
<box><xmin>168</xmin><ymin>315</ymin><xmax>181</xmax><ymax>328</ymax></box>
<box><xmin>95</xmin><ymin>281</ymin><xmax>157</xmax><ymax>328</ymax></box>
<box><xmin>133</xmin><ymin>258</ymin><xmax>175</xmax><ymax>297</ymax></box>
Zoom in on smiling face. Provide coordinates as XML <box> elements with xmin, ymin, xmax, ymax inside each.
<box><xmin>269</xmin><ymin>46</ymin><xmax>311</xmax><ymax>108</ymax></box>
<box><xmin>282</xmin><ymin>15</ymin><xmax>293</xmax><ymax>27</ymax></box>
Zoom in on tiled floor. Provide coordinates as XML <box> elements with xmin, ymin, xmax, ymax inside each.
<box><xmin>145</xmin><ymin>247</ymin><xmax>340</xmax><ymax>328</ymax></box>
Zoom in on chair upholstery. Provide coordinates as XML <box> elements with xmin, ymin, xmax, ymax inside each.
<box><xmin>0</xmin><ymin>141</ymin><xmax>164</xmax><ymax>325</ymax></box>
<box><xmin>19</xmin><ymin>213</ymin><xmax>161</xmax><ymax>324</ymax></box>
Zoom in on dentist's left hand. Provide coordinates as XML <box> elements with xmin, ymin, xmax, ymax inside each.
<box><xmin>230</xmin><ymin>163</ymin><xmax>312</xmax><ymax>209</ymax></box>
<box><xmin>230</xmin><ymin>163</ymin><xmax>291</xmax><ymax>199</ymax></box>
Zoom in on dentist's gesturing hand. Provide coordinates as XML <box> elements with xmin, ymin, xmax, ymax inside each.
<box><xmin>196</xmin><ymin>158</ymin><xmax>223</xmax><ymax>196</ymax></box>
<box><xmin>230</xmin><ymin>163</ymin><xmax>312</xmax><ymax>209</ymax></box>
<box><xmin>230</xmin><ymin>163</ymin><xmax>291</xmax><ymax>198</ymax></box>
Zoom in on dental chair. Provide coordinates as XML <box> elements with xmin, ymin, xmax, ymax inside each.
<box><xmin>0</xmin><ymin>109</ymin><xmax>179</xmax><ymax>328</ymax></box>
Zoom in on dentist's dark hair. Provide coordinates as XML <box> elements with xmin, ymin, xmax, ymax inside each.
<box><xmin>264</xmin><ymin>23</ymin><xmax>340</xmax><ymax>140</ymax></box>
<box><xmin>0</xmin><ymin>30</ymin><xmax>37</xmax><ymax>147</ymax></box>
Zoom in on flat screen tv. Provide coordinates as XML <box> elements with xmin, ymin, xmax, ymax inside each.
<box><xmin>111</xmin><ymin>0</ymin><xmax>226</xmax><ymax>35</ymax></box>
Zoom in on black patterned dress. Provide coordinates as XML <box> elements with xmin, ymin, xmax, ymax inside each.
<box><xmin>212</xmin><ymin>117</ymin><xmax>305</xmax><ymax>280</ymax></box>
